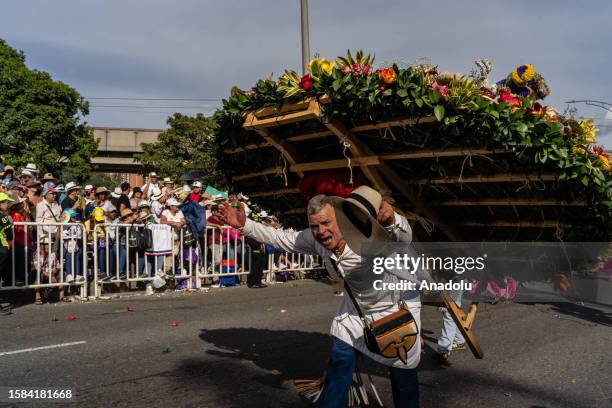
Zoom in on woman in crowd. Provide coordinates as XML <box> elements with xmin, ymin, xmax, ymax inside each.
<box><xmin>161</xmin><ymin>198</ymin><xmax>186</xmax><ymax>274</ymax></box>
<box><xmin>31</xmin><ymin>235</ymin><xmax>63</xmax><ymax>304</ymax></box>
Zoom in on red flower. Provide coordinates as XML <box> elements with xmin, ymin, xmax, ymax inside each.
<box><xmin>498</xmin><ymin>88</ymin><xmax>520</xmax><ymax>106</ymax></box>
<box><xmin>363</xmin><ymin>65</ymin><xmax>371</xmax><ymax>75</ymax></box>
<box><xmin>341</xmin><ymin>66</ymin><xmax>351</xmax><ymax>75</ymax></box>
<box><xmin>379</xmin><ymin>84</ymin><xmax>386</xmax><ymax>91</ymax></box>
<box><xmin>299</xmin><ymin>75</ymin><xmax>313</xmax><ymax>91</ymax></box>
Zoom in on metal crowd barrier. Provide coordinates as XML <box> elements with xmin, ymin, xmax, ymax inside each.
<box><xmin>1</xmin><ymin>221</ymin><xmax>324</xmax><ymax>300</ymax></box>
<box><xmin>264</xmin><ymin>252</ymin><xmax>322</xmax><ymax>282</ymax></box>
<box><xmin>1</xmin><ymin>222</ymin><xmax>88</xmax><ymax>298</ymax></box>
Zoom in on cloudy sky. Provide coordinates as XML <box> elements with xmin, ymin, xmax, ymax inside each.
<box><xmin>2</xmin><ymin>0</ymin><xmax>611</xmax><ymax>146</ymax></box>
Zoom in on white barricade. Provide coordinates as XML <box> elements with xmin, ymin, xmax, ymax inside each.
<box><xmin>92</xmin><ymin>223</ymin><xmax>197</xmax><ymax>297</ymax></box>
<box><xmin>199</xmin><ymin>225</ymin><xmax>249</xmax><ymax>286</ymax></box>
<box><xmin>264</xmin><ymin>251</ymin><xmax>323</xmax><ymax>282</ymax></box>
<box><xmin>1</xmin><ymin>222</ymin><xmax>88</xmax><ymax>298</ymax></box>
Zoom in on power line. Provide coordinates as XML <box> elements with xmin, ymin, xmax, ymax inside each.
<box><xmin>86</xmin><ymin>97</ymin><xmax>222</xmax><ymax>101</ymax></box>
<box><xmin>90</xmin><ymin>105</ymin><xmax>218</xmax><ymax>109</ymax></box>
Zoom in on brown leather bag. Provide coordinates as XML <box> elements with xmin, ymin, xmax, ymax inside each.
<box><xmin>344</xmin><ymin>281</ymin><xmax>419</xmax><ymax>364</ymax></box>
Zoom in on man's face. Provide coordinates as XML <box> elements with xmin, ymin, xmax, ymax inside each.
<box><xmin>150</xmin><ymin>176</ymin><xmax>158</xmax><ymax>184</ymax></box>
<box><xmin>46</xmin><ymin>192</ymin><xmax>57</xmax><ymax>203</ymax></box>
<box><xmin>69</xmin><ymin>189</ymin><xmax>79</xmax><ymax>199</ymax></box>
<box><xmin>0</xmin><ymin>201</ymin><xmax>8</xmax><ymax>212</ymax></box>
<box><xmin>309</xmin><ymin>204</ymin><xmax>343</xmax><ymax>251</ymax></box>
<box><xmin>193</xmin><ymin>187</ymin><xmax>201</xmax><ymax>194</ymax></box>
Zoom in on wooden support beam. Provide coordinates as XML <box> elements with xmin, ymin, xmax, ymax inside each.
<box><xmin>249</xmin><ymin>188</ymin><xmax>301</xmax><ymax>198</ymax></box>
<box><xmin>244</xmin><ymin>99</ymin><xmax>321</xmax><ymax>130</ymax></box>
<box><xmin>233</xmin><ymin>167</ymin><xmax>282</xmax><ymax>181</ymax></box>
<box><xmin>323</xmin><ymin>120</ymin><xmax>390</xmax><ymax>195</ymax></box>
<box><xmin>434</xmin><ymin>198</ymin><xmax>586</xmax><ymax>207</ymax></box>
<box><xmin>323</xmin><ymin>119</ymin><xmax>463</xmax><ymax>241</ymax></box>
<box><xmin>412</xmin><ymin>173</ymin><xmax>557</xmax><ymax>185</ymax></box>
<box><xmin>249</xmin><ymin>127</ymin><xmax>305</xmax><ymax>178</ymax></box>
<box><xmin>380</xmin><ymin>147</ymin><xmax>504</xmax><ymax>160</ymax></box>
<box><xmin>454</xmin><ymin>221</ymin><xmax>571</xmax><ymax>228</ymax></box>
<box><xmin>351</xmin><ymin>116</ymin><xmax>436</xmax><ymax>132</ymax></box>
<box><xmin>229</xmin><ymin>115</ymin><xmax>437</xmax><ymax>154</ymax></box>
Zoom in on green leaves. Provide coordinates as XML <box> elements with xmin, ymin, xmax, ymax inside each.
<box><xmin>434</xmin><ymin>105</ymin><xmax>445</xmax><ymax>121</ymax></box>
<box><xmin>0</xmin><ymin>38</ymin><xmax>95</xmax><ymax>182</ymax></box>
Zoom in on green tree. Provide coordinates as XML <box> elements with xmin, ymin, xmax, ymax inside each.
<box><xmin>137</xmin><ymin>113</ymin><xmax>223</xmax><ymax>187</ymax></box>
<box><xmin>0</xmin><ymin>38</ymin><xmax>97</xmax><ymax>182</ymax></box>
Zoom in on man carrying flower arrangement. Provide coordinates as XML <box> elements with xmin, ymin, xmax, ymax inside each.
<box><xmin>221</xmin><ymin>186</ymin><xmax>422</xmax><ymax>408</ymax></box>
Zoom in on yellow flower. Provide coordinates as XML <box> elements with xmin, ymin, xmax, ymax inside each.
<box><xmin>572</xmin><ymin>146</ymin><xmax>586</xmax><ymax>155</ymax></box>
<box><xmin>511</xmin><ymin>64</ymin><xmax>535</xmax><ymax>86</ymax></box>
<box><xmin>320</xmin><ymin>60</ymin><xmax>336</xmax><ymax>76</ymax></box>
<box><xmin>600</xmin><ymin>155</ymin><xmax>611</xmax><ymax>172</ymax></box>
<box><xmin>308</xmin><ymin>58</ymin><xmax>335</xmax><ymax>76</ymax></box>
<box><xmin>580</xmin><ymin>119</ymin><xmax>598</xmax><ymax>144</ymax></box>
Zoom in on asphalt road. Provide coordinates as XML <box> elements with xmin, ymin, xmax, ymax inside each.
<box><xmin>0</xmin><ymin>280</ymin><xmax>610</xmax><ymax>408</ymax></box>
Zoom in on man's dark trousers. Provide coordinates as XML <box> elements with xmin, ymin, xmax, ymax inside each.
<box><xmin>319</xmin><ymin>337</ymin><xmax>419</xmax><ymax>407</ymax></box>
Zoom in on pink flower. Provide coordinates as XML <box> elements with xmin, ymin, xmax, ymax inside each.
<box><xmin>352</xmin><ymin>63</ymin><xmax>362</xmax><ymax>74</ymax></box>
<box><xmin>363</xmin><ymin>65</ymin><xmax>371</xmax><ymax>75</ymax></box>
<box><xmin>431</xmin><ymin>81</ymin><xmax>448</xmax><ymax>97</ymax></box>
<box><xmin>341</xmin><ymin>66</ymin><xmax>351</xmax><ymax>75</ymax></box>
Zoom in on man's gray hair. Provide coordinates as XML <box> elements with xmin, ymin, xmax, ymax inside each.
<box><xmin>307</xmin><ymin>194</ymin><xmax>335</xmax><ymax>216</ymax></box>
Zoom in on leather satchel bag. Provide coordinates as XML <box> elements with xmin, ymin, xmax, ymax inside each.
<box><xmin>344</xmin><ymin>281</ymin><xmax>419</xmax><ymax>364</ymax></box>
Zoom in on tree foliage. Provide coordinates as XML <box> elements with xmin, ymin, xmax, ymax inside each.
<box><xmin>137</xmin><ymin>113</ymin><xmax>223</xmax><ymax>187</ymax></box>
<box><xmin>0</xmin><ymin>38</ymin><xmax>97</xmax><ymax>182</ymax></box>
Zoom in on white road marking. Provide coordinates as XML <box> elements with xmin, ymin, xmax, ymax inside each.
<box><xmin>0</xmin><ymin>341</ymin><xmax>87</xmax><ymax>356</ymax></box>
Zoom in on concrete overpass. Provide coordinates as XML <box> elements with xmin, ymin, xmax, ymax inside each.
<box><xmin>92</xmin><ymin>127</ymin><xmax>163</xmax><ymax>171</ymax></box>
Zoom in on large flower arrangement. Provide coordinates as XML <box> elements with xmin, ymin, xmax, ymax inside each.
<box><xmin>215</xmin><ymin>50</ymin><xmax>612</xmax><ymax>231</ymax></box>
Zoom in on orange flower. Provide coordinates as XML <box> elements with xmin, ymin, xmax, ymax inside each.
<box><xmin>377</xmin><ymin>67</ymin><xmax>396</xmax><ymax>85</ymax></box>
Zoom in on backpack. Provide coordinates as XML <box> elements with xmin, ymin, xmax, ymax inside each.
<box><xmin>181</xmin><ymin>224</ymin><xmax>198</xmax><ymax>248</ymax></box>
<box><xmin>127</xmin><ymin>228</ymin><xmax>146</xmax><ymax>251</ymax></box>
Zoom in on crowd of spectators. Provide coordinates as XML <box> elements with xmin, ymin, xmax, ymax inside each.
<box><xmin>0</xmin><ymin>161</ymin><xmax>283</xmax><ymax>304</ymax></box>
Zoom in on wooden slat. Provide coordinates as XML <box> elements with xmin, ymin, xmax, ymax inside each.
<box><xmin>412</xmin><ymin>173</ymin><xmax>557</xmax><ymax>185</ymax></box>
<box><xmin>229</xmin><ymin>115</ymin><xmax>438</xmax><ymax>154</ymax></box>
<box><xmin>233</xmin><ymin>167</ymin><xmax>282</xmax><ymax>181</ymax></box>
<box><xmin>244</xmin><ymin>99</ymin><xmax>320</xmax><ymax>129</ymax></box>
<box><xmin>351</xmin><ymin>116</ymin><xmax>436</xmax><ymax>132</ymax></box>
<box><xmin>249</xmin><ymin>188</ymin><xmax>301</xmax><ymax>197</ymax></box>
<box><xmin>254</xmin><ymin>99</ymin><xmax>313</xmax><ymax>119</ymax></box>
<box><xmin>291</xmin><ymin>156</ymin><xmax>381</xmax><ymax>172</ymax></box>
<box><xmin>324</xmin><ymin>119</ymin><xmax>463</xmax><ymax>242</ymax></box>
<box><xmin>454</xmin><ymin>221</ymin><xmax>571</xmax><ymax>228</ymax></box>
<box><xmin>434</xmin><ymin>198</ymin><xmax>586</xmax><ymax>207</ymax></box>
<box><xmin>381</xmin><ymin>147</ymin><xmax>504</xmax><ymax>160</ymax></box>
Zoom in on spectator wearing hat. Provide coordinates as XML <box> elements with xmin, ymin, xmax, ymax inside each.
<box><xmin>142</xmin><ymin>172</ymin><xmax>160</xmax><ymax>199</ymax></box>
<box><xmin>130</xmin><ymin>186</ymin><xmax>143</xmax><ymax>209</ymax></box>
<box><xmin>110</xmin><ymin>186</ymin><xmax>122</xmax><ymax>208</ymax></box>
<box><xmin>0</xmin><ymin>165</ymin><xmax>15</xmax><ymax>185</ymax></box>
<box><xmin>189</xmin><ymin>181</ymin><xmax>203</xmax><ymax>203</ymax></box>
<box><xmin>31</xmin><ymin>235</ymin><xmax>62</xmax><ymax>304</ymax></box>
<box><xmin>42</xmin><ymin>173</ymin><xmax>59</xmax><ymax>184</ymax></box>
<box><xmin>84</xmin><ymin>185</ymin><xmax>95</xmax><ymax>205</ymax></box>
<box><xmin>92</xmin><ymin>187</ymin><xmax>113</xmax><ymax>214</ymax></box>
<box><xmin>150</xmin><ymin>187</ymin><xmax>165</xmax><ymax>218</ymax></box>
<box><xmin>61</xmin><ymin>182</ymin><xmax>83</xmax><ymax>213</ymax></box>
<box><xmin>0</xmin><ymin>193</ymin><xmax>14</xmax><ymax>287</ymax></box>
<box><xmin>161</xmin><ymin>198</ymin><xmax>186</xmax><ymax>238</ymax></box>
<box><xmin>161</xmin><ymin>178</ymin><xmax>175</xmax><ymax>196</ymax></box>
<box><xmin>36</xmin><ymin>186</ymin><xmax>62</xmax><ymax>237</ymax></box>
<box><xmin>117</xmin><ymin>182</ymin><xmax>131</xmax><ymax>212</ymax></box>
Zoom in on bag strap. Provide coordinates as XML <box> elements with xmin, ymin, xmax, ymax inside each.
<box><xmin>327</xmin><ymin>258</ymin><xmax>368</xmax><ymax>323</ymax></box>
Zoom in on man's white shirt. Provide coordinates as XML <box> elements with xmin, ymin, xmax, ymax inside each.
<box><xmin>241</xmin><ymin>213</ymin><xmax>422</xmax><ymax>369</ymax></box>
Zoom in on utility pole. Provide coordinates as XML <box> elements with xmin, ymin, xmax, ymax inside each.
<box><xmin>300</xmin><ymin>0</ymin><xmax>310</xmax><ymax>74</ymax></box>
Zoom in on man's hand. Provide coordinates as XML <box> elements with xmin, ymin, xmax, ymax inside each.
<box><xmin>219</xmin><ymin>195</ymin><xmax>247</xmax><ymax>229</ymax></box>
<box><xmin>378</xmin><ymin>200</ymin><xmax>395</xmax><ymax>227</ymax></box>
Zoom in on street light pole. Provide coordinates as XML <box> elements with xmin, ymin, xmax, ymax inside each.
<box><xmin>300</xmin><ymin>0</ymin><xmax>310</xmax><ymax>74</ymax></box>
